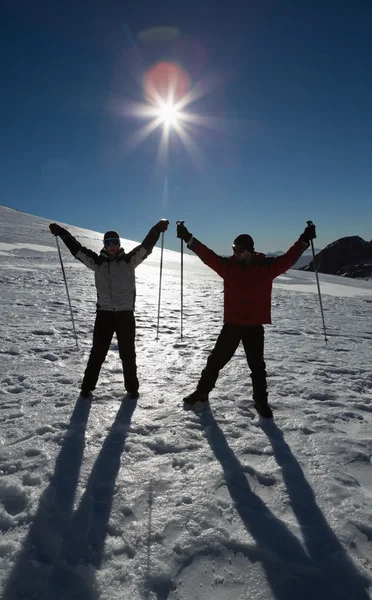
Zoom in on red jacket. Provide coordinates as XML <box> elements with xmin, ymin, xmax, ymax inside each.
<box><xmin>188</xmin><ymin>238</ymin><xmax>308</xmax><ymax>326</ymax></box>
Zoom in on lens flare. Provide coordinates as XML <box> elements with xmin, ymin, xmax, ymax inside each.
<box><xmin>144</xmin><ymin>61</ymin><xmax>191</xmax><ymax>107</ymax></box>
<box><xmin>114</xmin><ymin>57</ymin><xmax>228</xmax><ymax>169</ymax></box>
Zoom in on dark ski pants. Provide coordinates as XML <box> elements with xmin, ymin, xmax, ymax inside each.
<box><xmin>81</xmin><ymin>310</ymin><xmax>139</xmax><ymax>393</ymax></box>
<box><xmin>196</xmin><ymin>323</ymin><xmax>268</xmax><ymax>401</ymax></box>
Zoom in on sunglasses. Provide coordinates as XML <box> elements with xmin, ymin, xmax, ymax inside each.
<box><xmin>232</xmin><ymin>244</ymin><xmax>248</xmax><ymax>255</ymax></box>
<box><xmin>104</xmin><ymin>238</ymin><xmax>120</xmax><ymax>247</ymax></box>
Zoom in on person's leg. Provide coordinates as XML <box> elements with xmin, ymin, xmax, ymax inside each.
<box><xmin>184</xmin><ymin>323</ymin><xmax>241</xmax><ymax>403</ymax></box>
<box><xmin>242</xmin><ymin>325</ymin><xmax>272</xmax><ymax>417</ymax></box>
<box><xmin>115</xmin><ymin>311</ymin><xmax>139</xmax><ymax>396</ymax></box>
<box><xmin>81</xmin><ymin>311</ymin><xmax>115</xmax><ymax>393</ymax></box>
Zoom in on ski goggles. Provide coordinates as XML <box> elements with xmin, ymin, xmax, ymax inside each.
<box><xmin>232</xmin><ymin>244</ymin><xmax>249</xmax><ymax>255</ymax></box>
<box><xmin>104</xmin><ymin>237</ymin><xmax>120</xmax><ymax>247</ymax></box>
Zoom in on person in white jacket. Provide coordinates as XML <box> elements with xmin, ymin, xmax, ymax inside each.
<box><xmin>49</xmin><ymin>220</ymin><xmax>169</xmax><ymax>398</ymax></box>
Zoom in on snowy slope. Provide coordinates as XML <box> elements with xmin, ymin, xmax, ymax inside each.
<box><xmin>1</xmin><ymin>205</ymin><xmax>372</xmax><ymax>600</ymax></box>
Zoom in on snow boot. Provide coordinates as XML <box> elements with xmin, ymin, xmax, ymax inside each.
<box><xmin>183</xmin><ymin>390</ymin><xmax>209</xmax><ymax>405</ymax></box>
<box><xmin>254</xmin><ymin>399</ymin><xmax>273</xmax><ymax>418</ymax></box>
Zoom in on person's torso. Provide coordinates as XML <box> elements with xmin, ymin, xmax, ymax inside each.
<box><xmin>223</xmin><ymin>260</ymin><xmax>273</xmax><ymax>325</ymax></box>
<box><xmin>94</xmin><ymin>252</ymin><xmax>136</xmax><ymax>311</ymax></box>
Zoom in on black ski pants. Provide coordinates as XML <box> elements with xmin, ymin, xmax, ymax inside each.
<box><xmin>196</xmin><ymin>323</ymin><xmax>267</xmax><ymax>401</ymax></box>
<box><xmin>81</xmin><ymin>310</ymin><xmax>139</xmax><ymax>394</ymax></box>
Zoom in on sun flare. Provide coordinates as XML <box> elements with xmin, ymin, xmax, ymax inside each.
<box><xmin>157</xmin><ymin>102</ymin><xmax>181</xmax><ymax>125</ymax></box>
<box><xmin>116</xmin><ymin>60</ymin><xmax>226</xmax><ymax>168</ymax></box>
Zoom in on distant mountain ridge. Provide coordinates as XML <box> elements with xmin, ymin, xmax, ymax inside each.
<box><xmin>300</xmin><ymin>236</ymin><xmax>372</xmax><ymax>280</ymax></box>
<box><xmin>267</xmin><ymin>248</ymin><xmax>321</xmax><ymax>269</ymax></box>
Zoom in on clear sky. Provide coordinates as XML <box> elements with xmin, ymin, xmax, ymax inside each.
<box><xmin>1</xmin><ymin>0</ymin><xmax>372</xmax><ymax>254</ymax></box>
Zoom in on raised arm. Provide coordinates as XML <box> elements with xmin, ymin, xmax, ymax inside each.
<box><xmin>49</xmin><ymin>223</ymin><xmax>100</xmax><ymax>271</ymax></box>
<box><xmin>126</xmin><ymin>219</ymin><xmax>169</xmax><ymax>268</ymax></box>
<box><xmin>176</xmin><ymin>222</ymin><xmax>228</xmax><ymax>279</ymax></box>
<box><xmin>267</xmin><ymin>223</ymin><xmax>316</xmax><ymax>279</ymax></box>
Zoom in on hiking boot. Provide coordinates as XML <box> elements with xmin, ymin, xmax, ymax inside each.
<box><xmin>80</xmin><ymin>389</ymin><xmax>93</xmax><ymax>399</ymax></box>
<box><xmin>254</xmin><ymin>401</ymin><xmax>273</xmax><ymax>418</ymax></box>
<box><xmin>183</xmin><ymin>390</ymin><xmax>209</xmax><ymax>405</ymax></box>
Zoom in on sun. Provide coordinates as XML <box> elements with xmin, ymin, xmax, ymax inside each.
<box><xmin>157</xmin><ymin>102</ymin><xmax>181</xmax><ymax>126</ymax></box>
<box><xmin>116</xmin><ymin>60</ymin><xmax>225</xmax><ymax>168</ymax></box>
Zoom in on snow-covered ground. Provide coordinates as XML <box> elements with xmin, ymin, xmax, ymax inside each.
<box><xmin>1</xmin><ymin>204</ymin><xmax>372</xmax><ymax>600</ymax></box>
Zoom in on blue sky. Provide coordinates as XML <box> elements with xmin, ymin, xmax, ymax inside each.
<box><xmin>1</xmin><ymin>0</ymin><xmax>372</xmax><ymax>253</ymax></box>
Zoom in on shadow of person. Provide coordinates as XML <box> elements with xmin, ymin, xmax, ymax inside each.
<box><xmin>2</xmin><ymin>397</ymin><xmax>92</xmax><ymax>600</ymax></box>
<box><xmin>198</xmin><ymin>410</ymin><xmax>370</xmax><ymax>600</ymax></box>
<box><xmin>3</xmin><ymin>398</ymin><xmax>137</xmax><ymax>600</ymax></box>
<box><xmin>47</xmin><ymin>397</ymin><xmax>138</xmax><ymax>599</ymax></box>
<box><xmin>260</xmin><ymin>419</ymin><xmax>370</xmax><ymax>599</ymax></box>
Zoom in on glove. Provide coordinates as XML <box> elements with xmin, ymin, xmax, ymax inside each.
<box><xmin>177</xmin><ymin>222</ymin><xmax>192</xmax><ymax>243</ymax></box>
<box><xmin>300</xmin><ymin>223</ymin><xmax>316</xmax><ymax>243</ymax></box>
<box><xmin>156</xmin><ymin>219</ymin><xmax>169</xmax><ymax>233</ymax></box>
<box><xmin>49</xmin><ymin>223</ymin><xmax>63</xmax><ymax>236</ymax></box>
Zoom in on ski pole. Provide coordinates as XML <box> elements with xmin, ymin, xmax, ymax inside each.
<box><xmin>307</xmin><ymin>220</ymin><xmax>327</xmax><ymax>344</ymax></box>
<box><xmin>55</xmin><ymin>236</ymin><xmax>79</xmax><ymax>350</ymax></box>
<box><xmin>156</xmin><ymin>231</ymin><xmax>165</xmax><ymax>340</ymax></box>
<box><xmin>176</xmin><ymin>220</ymin><xmax>184</xmax><ymax>339</ymax></box>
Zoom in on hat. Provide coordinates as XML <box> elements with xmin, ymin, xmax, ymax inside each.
<box><xmin>233</xmin><ymin>234</ymin><xmax>254</xmax><ymax>252</ymax></box>
<box><xmin>104</xmin><ymin>230</ymin><xmax>120</xmax><ymax>240</ymax></box>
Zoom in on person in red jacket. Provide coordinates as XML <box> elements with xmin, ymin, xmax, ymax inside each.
<box><xmin>176</xmin><ymin>222</ymin><xmax>316</xmax><ymax>417</ymax></box>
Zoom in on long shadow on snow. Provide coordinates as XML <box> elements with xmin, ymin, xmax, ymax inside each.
<box><xmin>2</xmin><ymin>397</ymin><xmax>137</xmax><ymax>600</ymax></box>
<box><xmin>2</xmin><ymin>397</ymin><xmax>91</xmax><ymax>600</ymax></box>
<box><xmin>260</xmin><ymin>419</ymin><xmax>370</xmax><ymax>599</ymax></box>
<box><xmin>198</xmin><ymin>411</ymin><xmax>370</xmax><ymax>600</ymax></box>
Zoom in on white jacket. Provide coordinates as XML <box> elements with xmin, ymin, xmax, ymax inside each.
<box><xmin>59</xmin><ymin>227</ymin><xmax>160</xmax><ymax>311</ymax></box>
